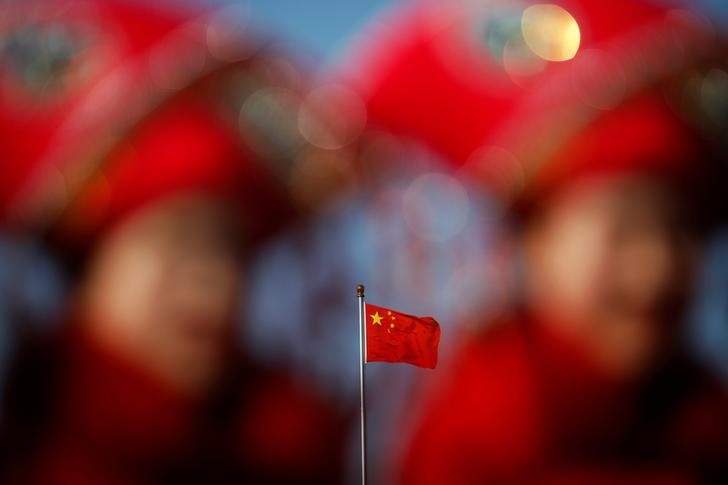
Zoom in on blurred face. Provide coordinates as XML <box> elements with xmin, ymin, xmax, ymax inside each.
<box><xmin>78</xmin><ymin>196</ymin><xmax>243</xmax><ymax>395</ymax></box>
<box><xmin>524</xmin><ymin>177</ymin><xmax>699</xmax><ymax>379</ymax></box>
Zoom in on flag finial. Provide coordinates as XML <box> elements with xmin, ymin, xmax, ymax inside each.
<box><xmin>356</xmin><ymin>284</ymin><xmax>365</xmax><ymax>297</ymax></box>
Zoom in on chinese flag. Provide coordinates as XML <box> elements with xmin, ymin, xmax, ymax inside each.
<box><xmin>365</xmin><ymin>303</ymin><xmax>441</xmax><ymax>369</ymax></box>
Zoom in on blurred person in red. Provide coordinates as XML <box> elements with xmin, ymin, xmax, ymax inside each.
<box><xmin>0</xmin><ymin>1</ymin><xmax>351</xmax><ymax>483</ymax></box>
<box><xmin>346</xmin><ymin>0</ymin><xmax>728</xmax><ymax>483</ymax></box>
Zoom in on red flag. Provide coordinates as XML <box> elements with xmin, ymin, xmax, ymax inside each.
<box><xmin>365</xmin><ymin>303</ymin><xmax>441</xmax><ymax>369</ymax></box>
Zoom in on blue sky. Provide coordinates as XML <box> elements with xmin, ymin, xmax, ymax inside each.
<box><xmin>242</xmin><ymin>0</ymin><xmax>394</xmax><ymax>63</ymax></box>
<box><xmin>238</xmin><ymin>0</ymin><xmax>728</xmax><ymax>62</ymax></box>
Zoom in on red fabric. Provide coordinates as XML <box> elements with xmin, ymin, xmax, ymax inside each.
<box><xmin>398</xmin><ymin>319</ymin><xmax>728</xmax><ymax>485</ymax></box>
<box><xmin>56</xmin><ymin>94</ymin><xmax>285</xmax><ymax>247</ymax></box>
<box><xmin>0</xmin><ymin>0</ymin><xmax>292</xmax><ymax>245</ymax></box>
<box><xmin>520</xmin><ymin>92</ymin><xmax>706</xmax><ymax>208</ymax></box>
<box><xmin>365</xmin><ymin>303</ymin><xmax>440</xmax><ymax>369</ymax></box>
<box><xmin>25</xmin><ymin>324</ymin><xmax>197</xmax><ymax>485</ymax></box>
<box><xmin>6</xmin><ymin>316</ymin><xmax>346</xmax><ymax>484</ymax></box>
<box><xmin>235</xmin><ymin>374</ymin><xmax>346</xmax><ymax>478</ymax></box>
<box><xmin>0</xmin><ymin>0</ymin><xmax>203</xmax><ymax>221</ymax></box>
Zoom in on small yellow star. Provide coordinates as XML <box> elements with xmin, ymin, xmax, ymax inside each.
<box><xmin>371</xmin><ymin>312</ymin><xmax>383</xmax><ymax>326</ymax></box>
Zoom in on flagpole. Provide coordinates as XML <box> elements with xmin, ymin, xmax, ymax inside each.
<box><xmin>356</xmin><ymin>284</ymin><xmax>367</xmax><ymax>485</ymax></box>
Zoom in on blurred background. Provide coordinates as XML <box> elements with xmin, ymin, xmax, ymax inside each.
<box><xmin>0</xmin><ymin>0</ymin><xmax>727</xmax><ymax>484</ymax></box>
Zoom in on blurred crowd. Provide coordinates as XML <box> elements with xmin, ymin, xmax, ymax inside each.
<box><xmin>0</xmin><ymin>0</ymin><xmax>727</xmax><ymax>484</ymax></box>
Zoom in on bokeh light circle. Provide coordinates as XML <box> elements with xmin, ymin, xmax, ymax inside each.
<box><xmin>401</xmin><ymin>173</ymin><xmax>470</xmax><ymax>243</ymax></box>
<box><xmin>521</xmin><ymin>4</ymin><xmax>580</xmax><ymax>62</ymax></box>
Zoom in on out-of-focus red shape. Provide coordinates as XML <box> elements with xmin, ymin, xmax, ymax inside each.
<box><xmin>0</xmin><ymin>0</ymin><xmax>294</xmax><ymax>245</ymax></box>
<box><xmin>348</xmin><ymin>0</ymin><xmax>717</xmax><ymax>205</ymax></box>
<box><xmin>348</xmin><ymin>0</ymin><xmax>728</xmax><ymax>483</ymax></box>
<box><xmin>59</xmin><ymin>93</ymin><xmax>290</xmax><ymax>248</ymax></box>
<box><xmin>354</xmin><ymin>0</ymin><xmax>688</xmax><ymax>164</ymax></box>
<box><xmin>399</xmin><ymin>318</ymin><xmax>728</xmax><ymax>485</ymax></box>
<box><xmin>0</xmin><ymin>2</ymin><xmax>348</xmax><ymax>483</ymax></box>
<box><xmin>0</xmin><ymin>0</ymin><xmax>201</xmax><ymax>221</ymax></box>
<box><xmin>6</xmin><ymin>315</ymin><xmax>346</xmax><ymax>484</ymax></box>
<box><xmin>365</xmin><ymin>303</ymin><xmax>440</xmax><ymax>369</ymax></box>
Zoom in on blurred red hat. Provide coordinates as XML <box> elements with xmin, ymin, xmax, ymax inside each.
<box><xmin>0</xmin><ymin>0</ymin><xmax>205</xmax><ymax>221</ymax></box>
<box><xmin>345</xmin><ymin>0</ymin><xmax>725</xmax><ymax>208</ymax></box>
<box><xmin>0</xmin><ymin>0</ymin><xmax>311</xmax><ymax>249</ymax></box>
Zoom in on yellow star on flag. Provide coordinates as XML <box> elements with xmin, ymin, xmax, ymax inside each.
<box><xmin>371</xmin><ymin>311</ymin><xmax>383</xmax><ymax>326</ymax></box>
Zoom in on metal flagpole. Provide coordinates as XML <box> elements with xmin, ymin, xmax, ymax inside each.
<box><xmin>356</xmin><ymin>284</ymin><xmax>367</xmax><ymax>485</ymax></box>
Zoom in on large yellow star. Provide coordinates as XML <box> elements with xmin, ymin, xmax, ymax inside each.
<box><xmin>370</xmin><ymin>311</ymin><xmax>383</xmax><ymax>326</ymax></box>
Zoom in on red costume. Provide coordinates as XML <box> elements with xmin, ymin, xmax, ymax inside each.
<box><xmin>0</xmin><ymin>1</ymin><xmax>347</xmax><ymax>483</ymax></box>
<box><xmin>4</xmin><ymin>321</ymin><xmax>345</xmax><ymax>485</ymax></box>
<box><xmin>400</xmin><ymin>317</ymin><xmax>728</xmax><ymax>484</ymax></box>
<box><xmin>347</xmin><ymin>0</ymin><xmax>728</xmax><ymax>483</ymax></box>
